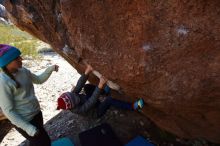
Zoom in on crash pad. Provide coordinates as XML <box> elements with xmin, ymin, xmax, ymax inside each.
<box><xmin>79</xmin><ymin>123</ymin><xmax>122</xmax><ymax>146</ymax></box>
<box><xmin>52</xmin><ymin>137</ymin><xmax>75</xmax><ymax>146</ymax></box>
<box><xmin>125</xmin><ymin>136</ymin><xmax>154</xmax><ymax>146</ymax></box>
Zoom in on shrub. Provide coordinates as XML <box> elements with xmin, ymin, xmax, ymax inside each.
<box><xmin>0</xmin><ymin>24</ymin><xmax>39</xmax><ymax>58</ymax></box>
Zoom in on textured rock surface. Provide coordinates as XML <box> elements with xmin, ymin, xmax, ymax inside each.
<box><xmin>4</xmin><ymin>0</ymin><xmax>220</xmax><ymax>143</ymax></box>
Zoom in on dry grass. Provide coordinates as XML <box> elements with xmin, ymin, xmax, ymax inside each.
<box><xmin>0</xmin><ymin>24</ymin><xmax>39</xmax><ymax>58</ymax></box>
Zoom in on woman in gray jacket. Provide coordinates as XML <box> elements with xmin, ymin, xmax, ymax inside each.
<box><xmin>0</xmin><ymin>44</ymin><xmax>59</xmax><ymax>146</ymax></box>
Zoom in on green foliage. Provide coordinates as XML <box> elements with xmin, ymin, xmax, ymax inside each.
<box><xmin>0</xmin><ymin>24</ymin><xmax>39</xmax><ymax>57</ymax></box>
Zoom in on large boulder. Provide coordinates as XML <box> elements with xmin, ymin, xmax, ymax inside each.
<box><xmin>4</xmin><ymin>0</ymin><xmax>220</xmax><ymax>143</ymax></box>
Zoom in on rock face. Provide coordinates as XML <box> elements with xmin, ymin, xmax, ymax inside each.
<box><xmin>4</xmin><ymin>0</ymin><xmax>220</xmax><ymax>143</ymax></box>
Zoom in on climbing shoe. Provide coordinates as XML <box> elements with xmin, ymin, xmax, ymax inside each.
<box><xmin>133</xmin><ymin>98</ymin><xmax>144</xmax><ymax>111</ymax></box>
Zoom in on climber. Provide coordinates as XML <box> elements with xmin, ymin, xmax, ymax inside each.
<box><xmin>57</xmin><ymin>64</ymin><xmax>144</xmax><ymax>117</ymax></box>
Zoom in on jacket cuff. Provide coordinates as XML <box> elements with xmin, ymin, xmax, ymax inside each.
<box><xmin>26</xmin><ymin>124</ymin><xmax>37</xmax><ymax>137</ymax></box>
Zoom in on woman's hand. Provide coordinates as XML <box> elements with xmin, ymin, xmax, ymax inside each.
<box><xmin>98</xmin><ymin>76</ymin><xmax>108</xmax><ymax>89</ymax></box>
<box><xmin>85</xmin><ymin>64</ymin><xmax>93</xmax><ymax>75</ymax></box>
<box><xmin>54</xmin><ymin>65</ymin><xmax>59</xmax><ymax>72</ymax></box>
<box><xmin>33</xmin><ymin>129</ymin><xmax>40</xmax><ymax>137</ymax></box>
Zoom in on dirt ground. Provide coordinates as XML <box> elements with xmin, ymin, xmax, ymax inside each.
<box><xmin>0</xmin><ymin>53</ymin><xmax>219</xmax><ymax>146</ymax></box>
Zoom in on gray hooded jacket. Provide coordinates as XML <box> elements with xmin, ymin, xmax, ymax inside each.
<box><xmin>70</xmin><ymin>74</ymin><xmax>101</xmax><ymax>114</ymax></box>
